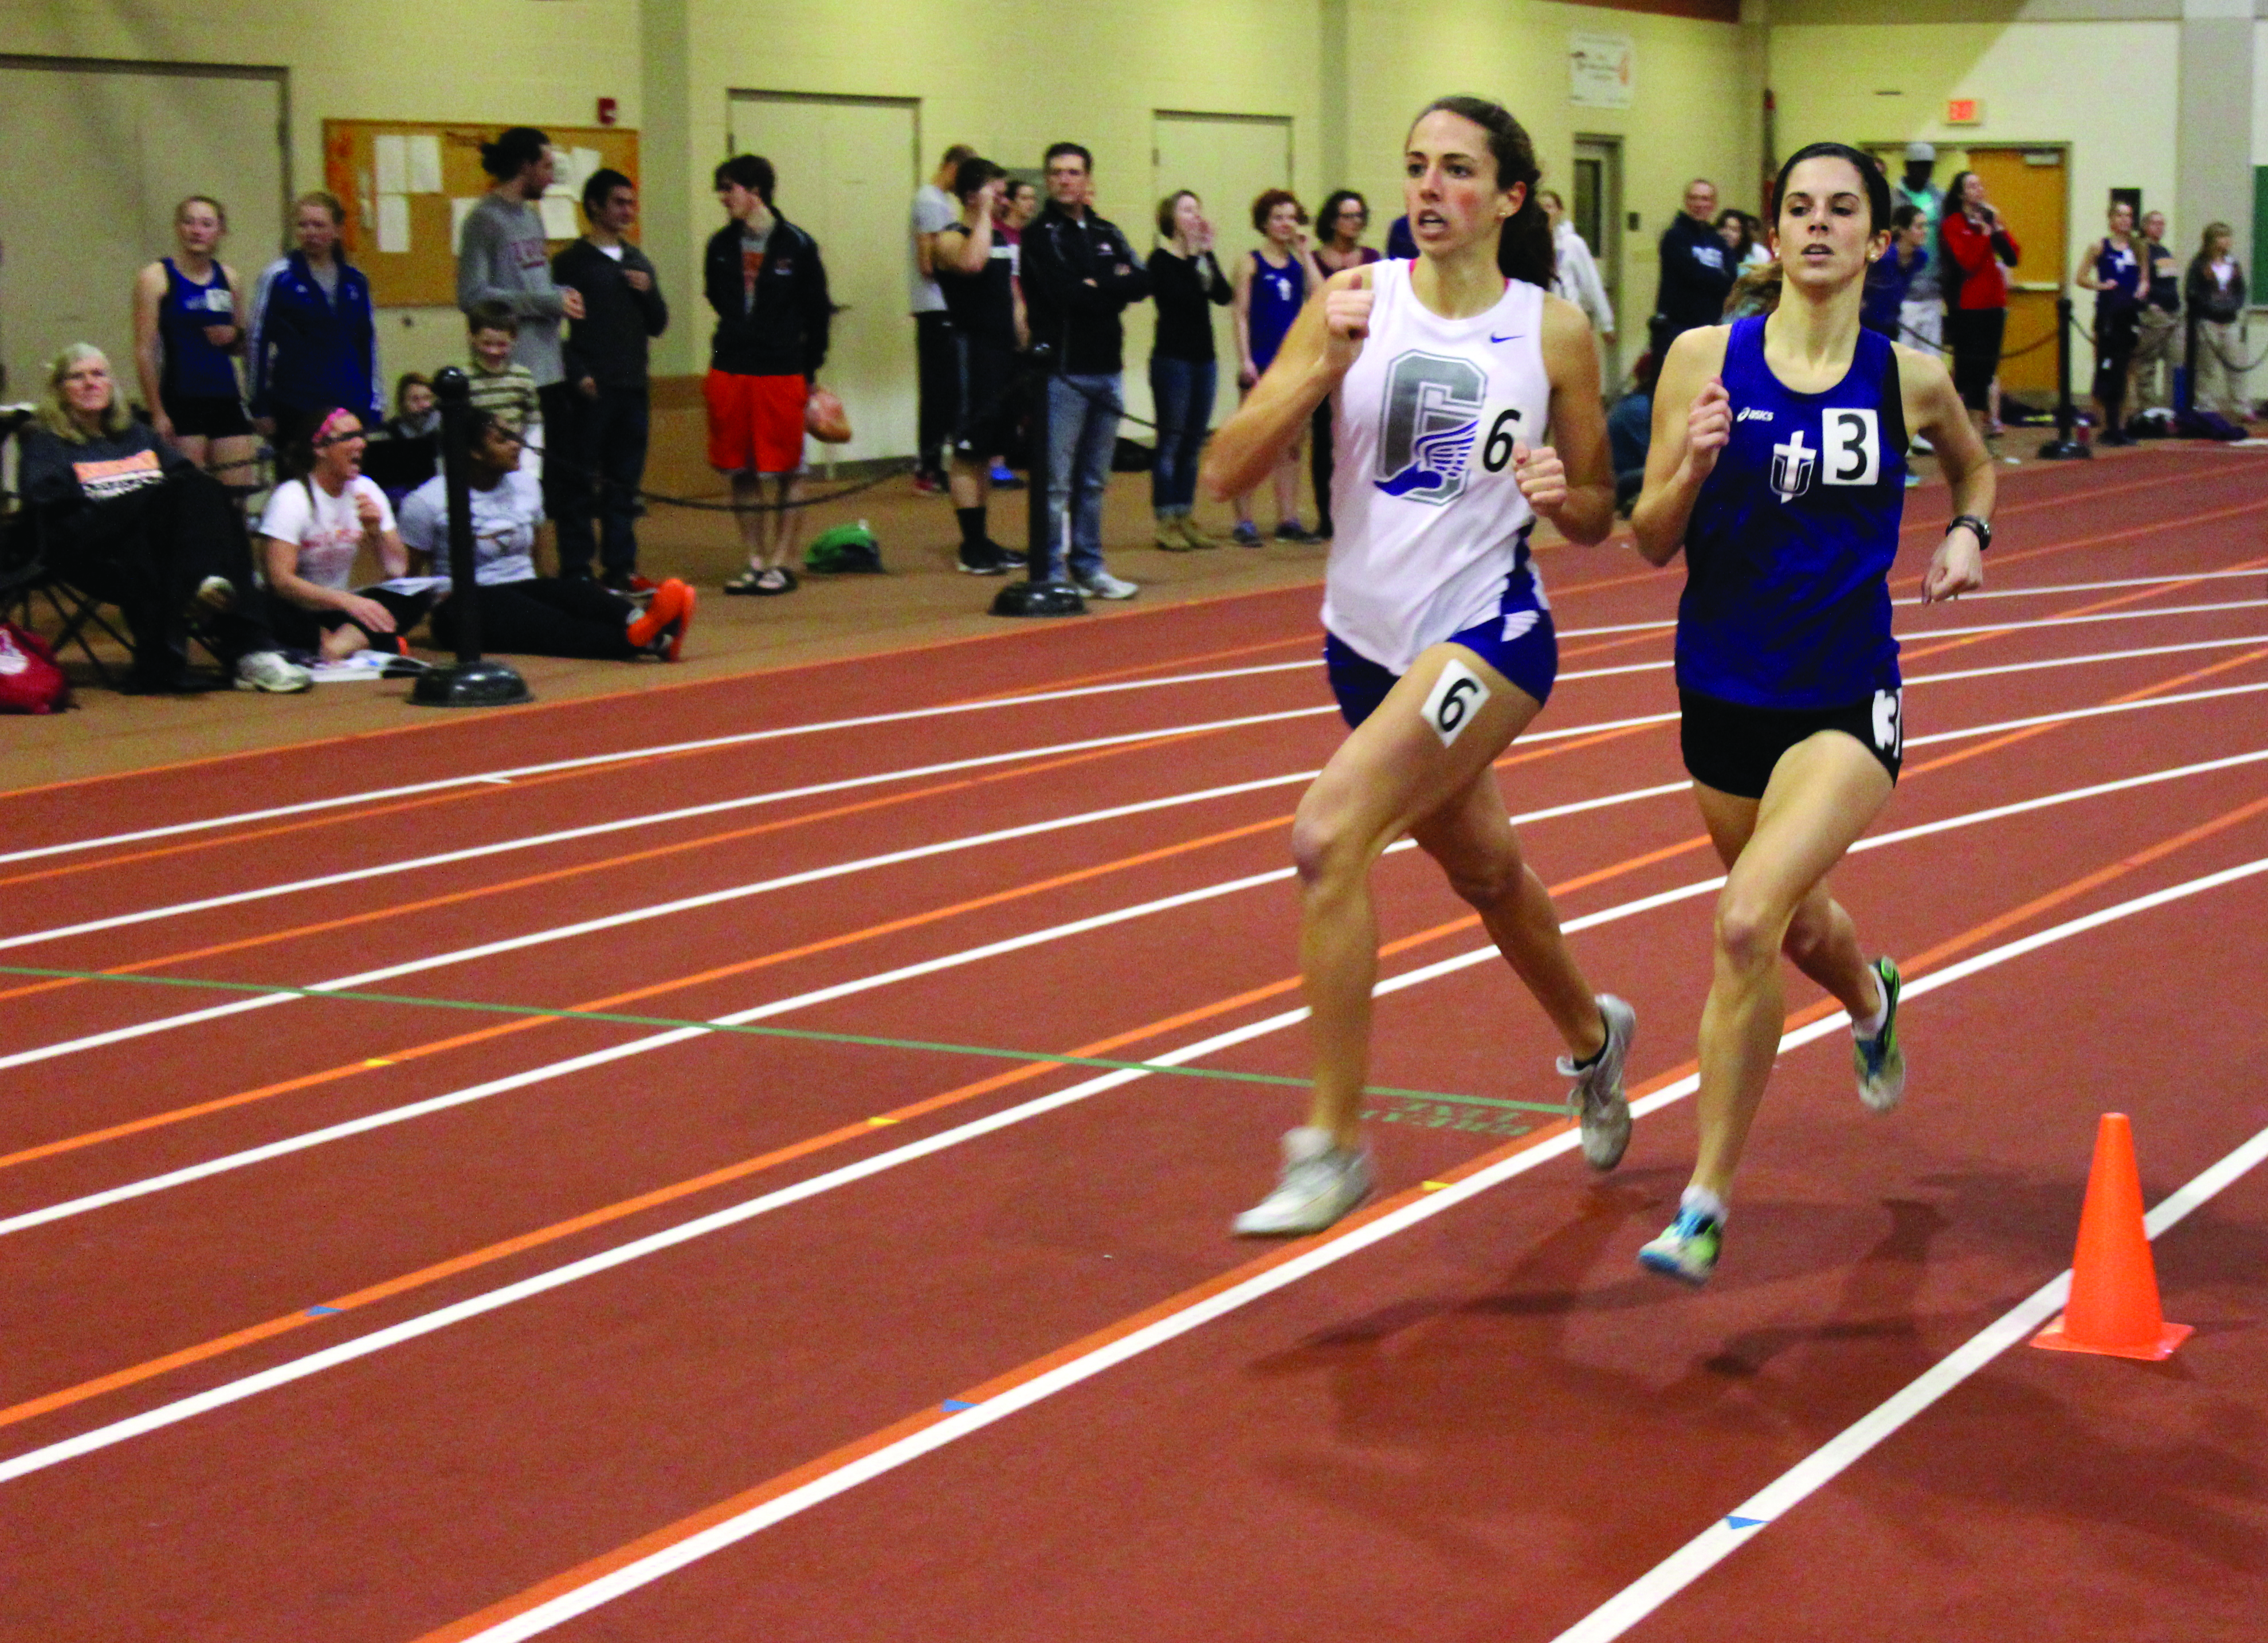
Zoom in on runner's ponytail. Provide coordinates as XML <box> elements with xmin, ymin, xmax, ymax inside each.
<box><xmin>1411</xmin><ymin>96</ymin><xmax>1555</xmax><ymax>289</ymax></box>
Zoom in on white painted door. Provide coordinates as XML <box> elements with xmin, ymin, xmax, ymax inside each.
<box><xmin>1148</xmin><ymin>112</ymin><xmax>1295</xmax><ymax>434</ymax></box>
<box><xmin>727</xmin><ymin>93</ymin><xmax>917</xmax><ymax>464</ymax></box>
<box><xmin>0</xmin><ymin>65</ymin><xmax>284</xmax><ymax>407</ymax></box>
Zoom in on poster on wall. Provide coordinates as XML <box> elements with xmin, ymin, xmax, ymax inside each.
<box><xmin>1569</xmin><ymin>31</ymin><xmax>1634</xmax><ymax>109</ymax></box>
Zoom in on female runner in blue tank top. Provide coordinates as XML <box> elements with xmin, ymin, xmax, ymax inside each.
<box><xmin>1231</xmin><ymin>190</ymin><xmax>1319</xmax><ymax>544</ymax></box>
<box><xmin>1203</xmin><ymin>97</ymin><xmax>1634</xmax><ymax>1236</ymax></box>
<box><xmin>131</xmin><ymin>195</ymin><xmax>257</xmax><ymax>489</ymax></box>
<box><xmin>1630</xmin><ymin>143</ymin><xmax>1995</xmax><ymax>1284</ymax></box>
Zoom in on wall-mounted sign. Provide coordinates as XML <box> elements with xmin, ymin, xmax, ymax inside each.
<box><xmin>1571</xmin><ymin>32</ymin><xmax>1634</xmax><ymax>109</ymax></box>
<box><xmin>1945</xmin><ymin>98</ymin><xmax>1981</xmax><ymax>125</ymax></box>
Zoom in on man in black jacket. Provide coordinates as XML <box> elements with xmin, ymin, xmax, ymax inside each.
<box><xmin>554</xmin><ymin>168</ymin><xmax>669</xmax><ymax>591</ymax></box>
<box><xmin>1019</xmin><ymin>142</ymin><xmax>1149</xmax><ymax>598</ymax></box>
<box><xmin>1649</xmin><ymin>178</ymin><xmax>1735</xmax><ymax>356</ymax></box>
<box><xmin>704</xmin><ymin>154</ymin><xmax>834</xmax><ymax>596</ymax></box>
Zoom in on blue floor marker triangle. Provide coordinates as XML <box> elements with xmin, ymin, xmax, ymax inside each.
<box><xmin>940</xmin><ymin>1398</ymin><xmax>976</xmax><ymax>1412</ymax></box>
<box><xmin>305</xmin><ymin>1305</ymin><xmax>343</xmax><ymax>1316</ymax></box>
<box><xmin>1725</xmin><ymin>1515</ymin><xmax>1766</xmax><ymax>1531</ymax></box>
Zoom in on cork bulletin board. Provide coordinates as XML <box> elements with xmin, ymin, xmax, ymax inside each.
<box><xmin>321</xmin><ymin>120</ymin><xmax>641</xmax><ymax>307</ymax></box>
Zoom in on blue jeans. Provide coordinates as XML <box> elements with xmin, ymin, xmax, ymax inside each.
<box><xmin>1148</xmin><ymin>355</ymin><xmax>1214</xmax><ymax>514</ymax></box>
<box><xmin>1045</xmin><ymin>372</ymin><xmax>1121</xmax><ymax>581</ymax></box>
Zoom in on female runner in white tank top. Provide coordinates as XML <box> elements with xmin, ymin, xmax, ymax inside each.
<box><xmin>1203</xmin><ymin>96</ymin><xmax>1635</xmax><ymax>1236</ymax></box>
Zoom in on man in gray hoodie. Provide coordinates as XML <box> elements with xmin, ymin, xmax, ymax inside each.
<box><xmin>457</xmin><ymin>127</ymin><xmax>587</xmax><ymax>532</ymax></box>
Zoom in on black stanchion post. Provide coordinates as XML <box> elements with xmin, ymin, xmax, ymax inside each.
<box><xmin>410</xmin><ymin>366</ymin><xmax>535</xmax><ymax>705</ymax></box>
<box><xmin>2038</xmin><ymin>295</ymin><xmax>2090</xmax><ymax>461</ymax></box>
<box><xmin>2179</xmin><ymin>305</ymin><xmax>2200</xmax><ymax>419</ymax></box>
<box><xmin>991</xmin><ymin>344</ymin><xmax>1085</xmax><ymax>617</ymax></box>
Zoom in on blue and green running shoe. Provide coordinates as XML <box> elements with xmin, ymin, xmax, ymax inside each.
<box><xmin>1854</xmin><ymin>955</ymin><xmax>1906</xmax><ymax>1113</ymax></box>
<box><xmin>1639</xmin><ymin>1209</ymin><xmax>1722</xmax><ymax>1285</ymax></box>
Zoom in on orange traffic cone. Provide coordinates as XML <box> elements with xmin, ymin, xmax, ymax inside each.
<box><xmin>2032</xmin><ymin>1112</ymin><xmax>2191</xmax><ymax>1360</ymax></box>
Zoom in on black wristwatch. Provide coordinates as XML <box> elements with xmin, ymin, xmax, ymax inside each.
<box><xmin>1947</xmin><ymin>513</ymin><xmax>1992</xmax><ymax>554</ymax></box>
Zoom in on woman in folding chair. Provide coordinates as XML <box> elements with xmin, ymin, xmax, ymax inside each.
<box><xmin>18</xmin><ymin>345</ymin><xmax>308</xmax><ymax>693</ymax></box>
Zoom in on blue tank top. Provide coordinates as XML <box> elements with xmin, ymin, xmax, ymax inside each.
<box><xmin>2091</xmin><ymin>238</ymin><xmax>2141</xmax><ymax>316</ymax></box>
<box><xmin>159</xmin><ymin>257</ymin><xmax>243</xmax><ymax>401</ymax></box>
<box><xmin>1677</xmin><ymin>316</ymin><xmax>1908</xmax><ymax>709</ymax></box>
<box><xmin>1248</xmin><ymin>250</ymin><xmax>1305</xmax><ymax>372</ymax></box>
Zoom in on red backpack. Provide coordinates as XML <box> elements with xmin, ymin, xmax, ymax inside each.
<box><xmin>0</xmin><ymin>621</ymin><xmax>69</xmax><ymax>714</ymax></box>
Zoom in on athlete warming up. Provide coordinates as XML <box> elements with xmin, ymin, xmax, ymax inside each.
<box><xmin>1629</xmin><ymin>142</ymin><xmax>1995</xmax><ymax>1285</ymax></box>
<box><xmin>1202</xmin><ymin>96</ymin><xmax>1637</xmax><ymax>1237</ymax></box>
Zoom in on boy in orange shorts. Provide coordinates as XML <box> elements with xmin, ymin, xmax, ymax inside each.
<box><xmin>705</xmin><ymin>154</ymin><xmax>835</xmax><ymax>595</ymax></box>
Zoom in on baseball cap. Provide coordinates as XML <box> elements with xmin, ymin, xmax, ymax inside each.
<box><xmin>1904</xmin><ymin>142</ymin><xmax>1936</xmax><ymax>162</ymax></box>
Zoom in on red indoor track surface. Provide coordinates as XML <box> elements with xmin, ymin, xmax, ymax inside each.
<box><xmin>1</xmin><ymin>450</ymin><xmax>2264</xmax><ymax>1643</ymax></box>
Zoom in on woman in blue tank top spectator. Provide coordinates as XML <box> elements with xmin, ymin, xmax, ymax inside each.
<box><xmin>2076</xmin><ymin>199</ymin><xmax>2144</xmax><ymax>446</ymax></box>
<box><xmin>131</xmin><ymin>195</ymin><xmax>256</xmax><ymax>490</ymax></box>
<box><xmin>1630</xmin><ymin>142</ymin><xmax>1996</xmax><ymax>1285</ymax></box>
<box><xmin>1231</xmin><ymin>189</ymin><xmax>1318</xmax><ymax>544</ymax></box>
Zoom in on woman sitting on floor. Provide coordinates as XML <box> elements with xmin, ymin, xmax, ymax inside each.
<box><xmin>394</xmin><ymin>410</ymin><xmax>696</xmax><ymax>661</ymax></box>
<box><xmin>17</xmin><ymin>344</ymin><xmax>308</xmax><ymax>693</ymax></box>
<box><xmin>257</xmin><ymin>407</ymin><xmax>434</xmax><ymax>662</ymax></box>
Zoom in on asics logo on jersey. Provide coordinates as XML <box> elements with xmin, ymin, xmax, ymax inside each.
<box><xmin>1769</xmin><ymin>429</ymin><xmax>1816</xmax><ymax>501</ymax></box>
<box><xmin>1374</xmin><ymin>350</ymin><xmax>1486</xmax><ymax>505</ymax></box>
<box><xmin>1736</xmin><ymin>407</ymin><xmax>1773</xmax><ymax>422</ymax></box>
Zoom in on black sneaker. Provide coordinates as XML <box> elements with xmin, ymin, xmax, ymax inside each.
<box><xmin>1274</xmin><ymin>521</ymin><xmax>1321</xmax><ymax>544</ymax></box>
<box><xmin>958</xmin><ymin>544</ymin><xmax>1011</xmax><ymax>575</ymax></box>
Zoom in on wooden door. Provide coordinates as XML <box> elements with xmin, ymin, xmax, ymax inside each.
<box><xmin>1965</xmin><ymin>147</ymin><xmax>2067</xmax><ymax>397</ymax></box>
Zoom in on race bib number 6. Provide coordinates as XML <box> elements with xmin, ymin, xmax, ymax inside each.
<box><xmin>1421</xmin><ymin>658</ymin><xmax>1492</xmax><ymax>748</ymax></box>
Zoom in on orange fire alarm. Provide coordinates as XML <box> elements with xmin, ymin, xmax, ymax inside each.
<box><xmin>1945</xmin><ymin>98</ymin><xmax>1980</xmax><ymax>125</ymax></box>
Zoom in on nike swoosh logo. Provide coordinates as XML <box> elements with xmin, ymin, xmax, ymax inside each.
<box><xmin>1489</xmin><ymin>333</ymin><xmax>1523</xmax><ymax>343</ymax></box>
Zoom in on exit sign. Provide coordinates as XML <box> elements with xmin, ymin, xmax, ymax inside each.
<box><xmin>1946</xmin><ymin>98</ymin><xmax>1981</xmax><ymax>124</ymax></box>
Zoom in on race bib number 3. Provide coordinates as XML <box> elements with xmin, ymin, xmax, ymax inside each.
<box><xmin>1421</xmin><ymin>659</ymin><xmax>1492</xmax><ymax>748</ymax></box>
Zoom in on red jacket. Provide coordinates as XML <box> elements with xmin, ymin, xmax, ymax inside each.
<box><xmin>1940</xmin><ymin>211</ymin><xmax>2021</xmax><ymax>311</ymax></box>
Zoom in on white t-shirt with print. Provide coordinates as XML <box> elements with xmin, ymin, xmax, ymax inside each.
<box><xmin>257</xmin><ymin>475</ymin><xmax>394</xmax><ymax>591</ymax></box>
<box><xmin>396</xmin><ymin>469</ymin><xmax>543</xmax><ymax>587</ymax></box>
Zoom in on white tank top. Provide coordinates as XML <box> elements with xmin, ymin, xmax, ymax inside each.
<box><xmin>1321</xmin><ymin>262</ymin><xmax>1552</xmax><ymax>674</ymax></box>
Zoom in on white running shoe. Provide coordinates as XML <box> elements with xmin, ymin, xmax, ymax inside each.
<box><xmin>233</xmin><ymin>650</ymin><xmax>313</xmax><ymax>693</ymax></box>
<box><xmin>1232</xmin><ymin>1127</ymin><xmax>1373</xmax><ymax>1236</ymax></box>
<box><xmin>1077</xmin><ymin>570</ymin><xmax>1140</xmax><ymax>601</ymax></box>
<box><xmin>1556</xmin><ymin>994</ymin><xmax>1635</xmax><ymax>1170</ymax></box>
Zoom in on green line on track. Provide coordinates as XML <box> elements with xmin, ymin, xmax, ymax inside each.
<box><xmin>0</xmin><ymin>964</ymin><xmax>1568</xmax><ymax>1116</ymax></box>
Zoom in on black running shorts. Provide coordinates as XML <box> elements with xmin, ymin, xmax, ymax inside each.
<box><xmin>1679</xmin><ymin>687</ymin><xmax>1903</xmax><ymax>799</ymax></box>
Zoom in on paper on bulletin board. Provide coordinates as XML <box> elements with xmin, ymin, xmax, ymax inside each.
<box><xmin>407</xmin><ymin>134</ymin><xmax>443</xmax><ymax>193</ymax></box>
<box><xmin>1569</xmin><ymin>30</ymin><xmax>1634</xmax><ymax>108</ymax></box>
<box><xmin>374</xmin><ymin>134</ymin><xmax>408</xmax><ymax>194</ymax></box>
<box><xmin>539</xmin><ymin>195</ymin><xmax>580</xmax><ymax>239</ymax></box>
<box><xmin>574</xmin><ymin>147</ymin><xmax>602</xmax><ymax>191</ymax></box>
<box><xmin>451</xmin><ymin>197</ymin><xmax>480</xmax><ymax>252</ymax></box>
<box><xmin>376</xmin><ymin>193</ymin><xmax>412</xmax><ymax>254</ymax></box>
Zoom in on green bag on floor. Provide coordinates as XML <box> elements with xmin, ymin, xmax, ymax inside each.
<box><xmin>804</xmin><ymin>520</ymin><xmax>884</xmax><ymax>574</ymax></box>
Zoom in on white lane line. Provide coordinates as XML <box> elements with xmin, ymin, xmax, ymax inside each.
<box><xmin>45</xmin><ymin>857</ymin><xmax>2261</xmax><ymax>1634</ymax></box>
<box><xmin>1894</xmin><ymin>570</ymin><xmax>2267</xmax><ymax>604</ymax></box>
<box><xmin>1551</xmin><ymin>1119</ymin><xmax>2268</xmax><ymax>1642</ymax></box>
<box><xmin>6</xmin><ymin>746</ymin><xmax>2259</xmax><ymax>1240</ymax></box>
<box><xmin>19</xmin><ymin>637</ymin><xmax>2266</xmax><ymax>956</ymax></box>
<box><xmin>1558</xmin><ymin>597</ymin><xmax>2268</xmax><ymax>645</ymax></box>
<box><xmin>1904</xmin><ymin>680</ymin><xmax>2268</xmax><ymax>747</ymax></box>
<box><xmin>19</xmin><ymin>581</ymin><xmax>2266</xmax><ymax>871</ymax></box>
<box><xmin>0</xmin><ymin>707</ymin><xmax>1329</xmax><ymax>952</ymax></box>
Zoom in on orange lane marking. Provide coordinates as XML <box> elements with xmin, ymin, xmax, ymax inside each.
<box><xmin>0</xmin><ymin>728</ymin><xmax>1239</xmax><ymax>1007</ymax></box>
<box><xmin>948</xmin><ymin>632</ymin><xmax>1317</xmax><ymax>702</ymax></box>
<box><xmin>1898</xmin><ymin>556</ymin><xmax>2268</xmax><ymax>664</ymax></box>
<box><xmin>400</xmin><ymin>781</ymin><xmax>2268</xmax><ymax>1643</ymax></box>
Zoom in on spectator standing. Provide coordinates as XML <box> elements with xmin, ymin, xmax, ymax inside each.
<box><xmin>1019</xmin><ymin>141</ymin><xmax>1149</xmax><ymax>599</ymax></box>
<box><xmin>552</xmin><ymin>167</ymin><xmax>669</xmax><ymax>590</ymax></box>
<box><xmin>1649</xmin><ymin>178</ymin><xmax>1735</xmax><ymax>355</ymax></box>
<box><xmin>704</xmin><ymin>154</ymin><xmax>834</xmax><ymax>595</ymax></box>
<box><xmin>2185</xmin><ymin>222</ymin><xmax>2251</xmax><ymax>424</ymax></box>
<box><xmin>1862</xmin><ymin>204</ymin><xmax>1927</xmax><ymax>339</ymax></box>
<box><xmin>246</xmin><ymin>191</ymin><xmax>381</xmax><ymax>454</ymax></box>
<box><xmin>1892</xmin><ymin>142</ymin><xmax>1947</xmax><ymax>358</ymax></box>
<box><xmin>2130</xmin><ymin>209</ymin><xmax>2182</xmax><ymax>415</ymax></box>
<box><xmin>932</xmin><ymin>157</ymin><xmax>1020</xmax><ymax>574</ymax></box>
<box><xmin>1305</xmin><ymin>189</ymin><xmax>1380</xmax><ymax>540</ymax></box>
<box><xmin>1540</xmin><ymin>188</ymin><xmax>1615</xmax><ymax>342</ymax></box>
<box><xmin>131</xmin><ymin>194</ymin><xmax>256</xmax><ymax>489</ymax></box>
<box><xmin>1384</xmin><ymin>214</ymin><xmax>1417</xmax><ymax>260</ymax></box>
<box><xmin>397</xmin><ymin>411</ymin><xmax>694</xmax><ymax>658</ymax></box>
<box><xmin>361</xmin><ymin>372</ymin><xmax>439</xmax><ymax>503</ymax></box>
<box><xmin>1147</xmin><ymin>188</ymin><xmax>1231</xmax><ymax>551</ymax></box>
<box><xmin>2076</xmin><ymin>199</ymin><xmax>2144</xmax><ymax>445</ymax></box>
<box><xmin>20</xmin><ymin>344</ymin><xmax>305</xmax><ymax>692</ymax></box>
<box><xmin>1231</xmin><ymin>189</ymin><xmax>1316</xmax><ymax>546</ymax></box>
<box><xmin>989</xmin><ymin>178</ymin><xmax>1041</xmax><ymax>487</ymax></box>
<box><xmin>1938</xmin><ymin>170</ymin><xmax>2020</xmax><ymax>442</ymax></box>
<box><xmin>910</xmin><ymin>144</ymin><xmax>978</xmax><ymax>493</ymax></box>
<box><xmin>256</xmin><ymin>408</ymin><xmax>427</xmax><ymax>661</ymax></box>
<box><xmin>463</xmin><ymin>301</ymin><xmax>543</xmax><ymax>449</ymax></box>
